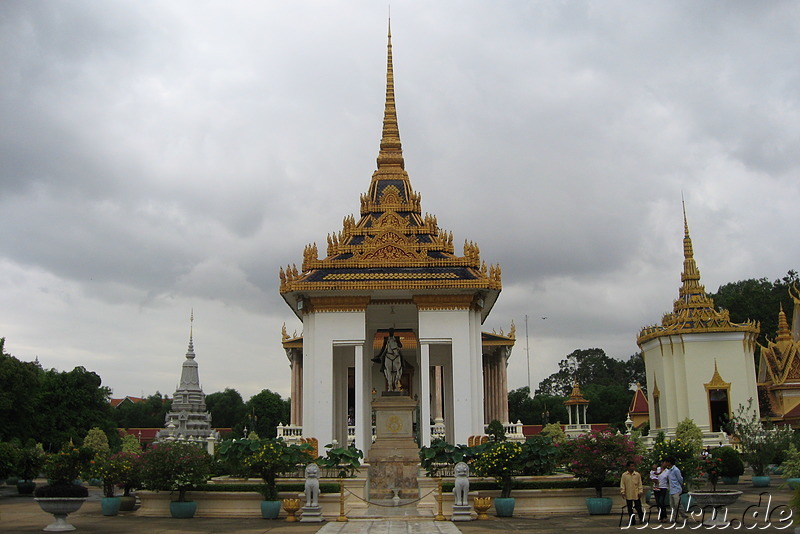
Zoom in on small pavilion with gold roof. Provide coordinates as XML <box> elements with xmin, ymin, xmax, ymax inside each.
<box><xmin>278</xmin><ymin>26</ymin><xmax>514</xmax><ymax>454</ymax></box>
<box><xmin>757</xmin><ymin>287</ymin><xmax>800</xmax><ymax>425</ymax></box>
<box><xmin>637</xmin><ymin>207</ymin><xmax>760</xmax><ymax>439</ymax></box>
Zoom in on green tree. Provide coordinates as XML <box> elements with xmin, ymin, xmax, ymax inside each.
<box><xmin>674</xmin><ymin>418</ymin><xmax>703</xmax><ymax>455</ymax></box>
<box><xmin>245</xmin><ymin>389</ymin><xmax>290</xmax><ymax>439</ymax></box>
<box><xmin>0</xmin><ymin>339</ymin><xmax>44</xmax><ymax>442</ymax></box>
<box><xmin>205</xmin><ymin>388</ymin><xmax>246</xmax><ymax>429</ymax></box>
<box><xmin>583</xmin><ymin>383</ymin><xmax>634</xmax><ymax>430</ymax></box>
<box><xmin>83</xmin><ymin>427</ymin><xmax>110</xmax><ymax>456</ymax></box>
<box><xmin>113</xmin><ymin>392</ymin><xmax>171</xmax><ymax>428</ymax></box>
<box><xmin>537</xmin><ymin>348</ymin><xmax>644</xmax><ymax>396</ymax></box>
<box><xmin>707</xmin><ymin>270</ymin><xmax>798</xmax><ymax>346</ymax></box>
<box><xmin>508</xmin><ymin>387</ymin><xmax>568</xmax><ymax>425</ymax></box>
<box><xmin>37</xmin><ymin>366</ymin><xmax>118</xmax><ymax>450</ymax></box>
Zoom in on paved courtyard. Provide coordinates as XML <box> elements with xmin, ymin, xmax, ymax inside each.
<box><xmin>0</xmin><ymin>481</ymin><xmax>794</xmax><ymax>533</ymax></box>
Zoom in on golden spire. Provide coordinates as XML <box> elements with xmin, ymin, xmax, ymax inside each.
<box><xmin>777</xmin><ymin>304</ymin><xmax>792</xmax><ymax>342</ymax></box>
<box><xmin>376</xmin><ymin>18</ymin><xmax>405</xmax><ymax>171</ymax></box>
<box><xmin>679</xmin><ymin>200</ymin><xmax>703</xmax><ymax>297</ymax></box>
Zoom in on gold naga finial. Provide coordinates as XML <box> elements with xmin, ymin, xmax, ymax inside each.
<box><xmin>281</xmin><ymin>323</ymin><xmax>289</xmax><ymax>342</ymax></box>
<box><xmin>509</xmin><ymin>320</ymin><xmax>516</xmax><ymax>339</ymax></box>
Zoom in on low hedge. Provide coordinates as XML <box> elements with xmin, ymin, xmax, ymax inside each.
<box><xmin>442</xmin><ymin>479</ymin><xmax>617</xmax><ymax>492</ymax></box>
<box><xmin>195</xmin><ymin>483</ymin><xmax>340</xmax><ymax>494</ymax></box>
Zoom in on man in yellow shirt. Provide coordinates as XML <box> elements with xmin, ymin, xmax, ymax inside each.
<box><xmin>620</xmin><ymin>461</ymin><xmax>644</xmax><ymax>525</ymax></box>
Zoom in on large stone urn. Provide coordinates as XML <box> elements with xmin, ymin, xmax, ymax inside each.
<box><xmin>687</xmin><ymin>491</ymin><xmax>742</xmax><ymax>526</ymax></box>
<box><xmin>35</xmin><ymin>497</ymin><xmax>87</xmax><ymax>531</ymax></box>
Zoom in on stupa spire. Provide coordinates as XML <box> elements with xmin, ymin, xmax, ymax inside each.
<box><xmin>187</xmin><ymin>308</ymin><xmax>195</xmax><ymax>358</ymax></box>
<box><xmin>376</xmin><ymin>17</ymin><xmax>405</xmax><ymax>170</ymax></box>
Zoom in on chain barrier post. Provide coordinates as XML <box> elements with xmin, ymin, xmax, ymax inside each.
<box><xmin>337</xmin><ymin>478</ymin><xmax>348</xmax><ymax>522</ymax></box>
<box><xmin>434</xmin><ymin>477</ymin><xmax>446</xmax><ymax>521</ymax></box>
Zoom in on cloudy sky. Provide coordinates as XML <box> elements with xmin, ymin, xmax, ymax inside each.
<box><xmin>1</xmin><ymin>2</ymin><xmax>798</xmax><ymax>405</ymax></box>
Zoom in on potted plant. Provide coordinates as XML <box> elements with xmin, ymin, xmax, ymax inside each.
<box><xmin>33</xmin><ymin>444</ymin><xmax>91</xmax><ymax>531</ymax></box>
<box><xmin>139</xmin><ymin>441</ymin><xmax>211</xmax><ymax>518</ymax></box>
<box><xmin>243</xmin><ymin>439</ymin><xmax>296</xmax><ymax>519</ymax></box>
<box><xmin>16</xmin><ymin>445</ymin><xmax>45</xmax><ymax>494</ymax></box>
<box><xmin>473</xmin><ymin>440</ymin><xmax>523</xmax><ymax>517</ymax></box>
<box><xmin>116</xmin><ymin>452</ymin><xmax>141</xmax><ymax>511</ymax></box>
<box><xmin>562</xmin><ymin>429</ymin><xmax>640</xmax><ymax>515</ymax></box>
<box><xmin>731</xmin><ymin>399</ymin><xmax>794</xmax><ymax>487</ymax></box>
<box><xmin>713</xmin><ymin>446</ymin><xmax>744</xmax><ymax>485</ymax></box>
<box><xmin>91</xmin><ymin>452</ymin><xmax>134</xmax><ymax>516</ymax></box>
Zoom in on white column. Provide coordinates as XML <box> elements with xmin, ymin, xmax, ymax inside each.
<box><xmin>354</xmin><ymin>344</ymin><xmax>369</xmax><ymax>454</ymax></box>
<box><xmin>420</xmin><ymin>342</ymin><xmax>431</xmax><ymax>447</ymax></box>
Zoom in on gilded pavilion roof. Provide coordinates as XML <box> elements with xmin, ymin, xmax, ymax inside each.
<box><xmin>564</xmin><ymin>381</ymin><xmax>589</xmax><ymax>406</ymax></box>
<box><xmin>637</xmin><ymin>207</ymin><xmax>759</xmax><ymax>346</ymax></box>
<box><xmin>758</xmin><ymin>305</ymin><xmax>800</xmax><ymax>386</ymax></box>
<box><xmin>279</xmin><ymin>25</ymin><xmax>500</xmax><ymax>304</ymax></box>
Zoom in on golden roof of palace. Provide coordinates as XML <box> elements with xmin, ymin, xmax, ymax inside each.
<box><xmin>279</xmin><ymin>25</ymin><xmax>501</xmax><ymax>302</ymax></box>
<box><xmin>758</xmin><ymin>304</ymin><xmax>800</xmax><ymax>387</ymax></box>
<box><xmin>637</xmin><ymin>206</ymin><xmax>759</xmax><ymax>346</ymax></box>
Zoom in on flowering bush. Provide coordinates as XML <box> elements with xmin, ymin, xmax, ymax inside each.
<box><xmin>698</xmin><ymin>455</ymin><xmax>724</xmax><ymax>492</ymax></box>
<box><xmin>42</xmin><ymin>444</ymin><xmax>92</xmax><ymax>485</ymax></box>
<box><xmin>139</xmin><ymin>442</ymin><xmax>211</xmax><ymax>502</ymax></box>
<box><xmin>90</xmin><ymin>452</ymin><xmax>135</xmax><ymax>497</ymax></box>
<box><xmin>561</xmin><ymin>430</ymin><xmax>640</xmax><ymax>498</ymax></box>
<box><xmin>473</xmin><ymin>441</ymin><xmax>523</xmax><ymax>498</ymax></box>
<box><xmin>243</xmin><ymin>439</ymin><xmax>296</xmax><ymax>500</ymax></box>
<box><xmin>647</xmin><ymin>436</ymin><xmax>701</xmax><ymax>486</ymax></box>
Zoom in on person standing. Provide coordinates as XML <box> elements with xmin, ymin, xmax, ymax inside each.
<box><xmin>655</xmin><ymin>462</ymin><xmax>670</xmax><ymax>521</ymax></box>
<box><xmin>664</xmin><ymin>457</ymin><xmax>687</xmax><ymax>522</ymax></box>
<box><xmin>620</xmin><ymin>461</ymin><xmax>644</xmax><ymax>525</ymax></box>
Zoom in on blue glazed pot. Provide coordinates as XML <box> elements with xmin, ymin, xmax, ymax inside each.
<box><xmin>586</xmin><ymin>497</ymin><xmax>613</xmax><ymax>515</ymax></box>
<box><xmin>494</xmin><ymin>497</ymin><xmax>515</xmax><ymax>517</ymax></box>
<box><xmin>786</xmin><ymin>478</ymin><xmax>800</xmax><ymax>490</ymax></box>
<box><xmin>261</xmin><ymin>500</ymin><xmax>281</xmax><ymax>519</ymax></box>
<box><xmin>721</xmin><ymin>475</ymin><xmax>739</xmax><ymax>485</ymax></box>
<box><xmin>169</xmin><ymin>501</ymin><xmax>197</xmax><ymax>518</ymax></box>
<box><xmin>751</xmin><ymin>475</ymin><xmax>771</xmax><ymax>487</ymax></box>
<box><xmin>101</xmin><ymin>497</ymin><xmax>121</xmax><ymax>516</ymax></box>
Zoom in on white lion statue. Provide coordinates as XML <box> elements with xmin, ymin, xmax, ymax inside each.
<box><xmin>453</xmin><ymin>461</ymin><xmax>470</xmax><ymax>506</ymax></box>
<box><xmin>304</xmin><ymin>463</ymin><xmax>320</xmax><ymax>507</ymax></box>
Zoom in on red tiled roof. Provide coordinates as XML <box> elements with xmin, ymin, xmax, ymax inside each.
<box><xmin>110</xmin><ymin>396</ymin><xmax>145</xmax><ymax>407</ymax></box>
<box><xmin>628</xmin><ymin>387</ymin><xmax>649</xmax><ymax>414</ymax></box>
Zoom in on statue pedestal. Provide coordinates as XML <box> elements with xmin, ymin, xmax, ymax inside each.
<box><xmin>451</xmin><ymin>504</ymin><xmax>473</xmax><ymax>521</ymax></box>
<box><xmin>367</xmin><ymin>394</ymin><xmax>419</xmax><ymax>500</ymax></box>
<box><xmin>299</xmin><ymin>504</ymin><xmax>323</xmax><ymax>522</ymax></box>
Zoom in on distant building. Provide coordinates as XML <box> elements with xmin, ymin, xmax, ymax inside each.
<box><xmin>156</xmin><ymin>314</ymin><xmax>220</xmax><ymax>443</ymax></box>
<box><xmin>110</xmin><ymin>396</ymin><xmax>145</xmax><ymax>408</ymax></box>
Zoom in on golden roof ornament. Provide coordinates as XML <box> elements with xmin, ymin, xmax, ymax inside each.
<box><xmin>637</xmin><ymin>204</ymin><xmax>759</xmax><ymax>345</ymax></box>
<box><xmin>758</xmin><ymin>305</ymin><xmax>800</xmax><ymax>386</ymax></box>
<box><xmin>564</xmin><ymin>380</ymin><xmax>589</xmax><ymax>405</ymax></box>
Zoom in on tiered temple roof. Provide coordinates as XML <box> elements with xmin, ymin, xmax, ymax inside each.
<box><xmin>279</xmin><ymin>24</ymin><xmax>500</xmax><ymax>319</ymax></box>
<box><xmin>637</xmin><ymin>206</ymin><xmax>759</xmax><ymax>346</ymax></box>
